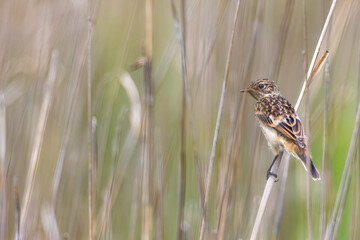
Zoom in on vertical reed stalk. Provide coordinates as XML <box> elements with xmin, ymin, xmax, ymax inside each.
<box><xmin>91</xmin><ymin>117</ymin><xmax>98</xmax><ymax>239</ymax></box>
<box><xmin>87</xmin><ymin>0</ymin><xmax>95</xmax><ymax>238</ymax></box>
<box><xmin>325</xmin><ymin>40</ymin><xmax>360</xmax><ymax>240</ymax></box>
<box><xmin>234</xmin><ymin>1</ymin><xmax>264</xmax><ymax>237</ymax></box>
<box><xmin>171</xmin><ymin>1</ymin><xmax>205</xmax><ymax>238</ymax></box>
<box><xmin>129</xmin><ymin>164</ymin><xmax>140</xmax><ymax>240</ymax></box>
<box><xmin>351</xmin><ymin>139</ymin><xmax>360</xmax><ymax>239</ymax></box>
<box><xmin>156</xmin><ymin>156</ymin><xmax>164</xmax><ymax>240</ymax></box>
<box><xmin>320</xmin><ymin>48</ymin><xmax>330</xmax><ymax>240</ymax></box>
<box><xmin>302</xmin><ymin>1</ymin><xmax>313</xmax><ymax>238</ymax></box>
<box><xmin>216</xmin><ymin>109</ymin><xmax>237</xmax><ymax>240</ymax></box>
<box><xmin>142</xmin><ymin>0</ymin><xmax>154</xmax><ymax>239</ymax></box>
<box><xmin>0</xmin><ymin>93</ymin><xmax>6</xmax><ymax>240</ymax></box>
<box><xmin>305</xmin><ymin>85</ymin><xmax>313</xmax><ymax>240</ymax></box>
<box><xmin>294</xmin><ymin>0</ymin><xmax>337</xmax><ymax>110</ymax></box>
<box><xmin>20</xmin><ymin>50</ymin><xmax>58</xmax><ymax>238</ymax></box>
<box><xmin>178</xmin><ymin>0</ymin><xmax>187</xmax><ymax>238</ymax></box>
<box><xmin>15</xmin><ymin>185</ymin><xmax>20</xmax><ymax>240</ymax></box>
<box><xmin>198</xmin><ymin>1</ymin><xmax>241</xmax><ymax>239</ymax></box>
<box><xmin>272</xmin><ymin>154</ymin><xmax>290</xmax><ymax>237</ymax></box>
<box><xmin>269</xmin><ymin>0</ymin><xmax>295</xmax><ymax>81</ymax></box>
<box><xmin>250</xmin><ymin>152</ymin><xmax>283</xmax><ymax>240</ymax></box>
<box><xmin>330</xmin><ymin>101</ymin><xmax>360</xmax><ymax>239</ymax></box>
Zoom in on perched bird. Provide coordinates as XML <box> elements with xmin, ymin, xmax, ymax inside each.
<box><xmin>240</xmin><ymin>78</ymin><xmax>320</xmax><ymax>181</ymax></box>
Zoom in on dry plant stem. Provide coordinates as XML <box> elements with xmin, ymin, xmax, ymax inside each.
<box><xmin>99</xmin><ymin>171</ymin><xmax>114</xmax><ymax>239</ymax></box>
<box><xmin>250</xmin><ymin>152</ymin><xmax>283</xmax><ymax>240</ymax></box>
<box><xmin>272</xmin><ymin>154</ymin><xmax>290</xmax><ymax>237</ymax></box>
<box><xmin>156</xmin><ymin>156</ymin><xmax>164</xmax><ymax>240</ymax></box>
<box><xmin>305</xmin><ymin>90</ymin><xmax>313</xmax><ymax>240</ymax></box>
<box><xmin>51</xmin><ymin>53</ymin><xmax>82</xmax><ymax>205</ymax></box>
<box><xmin>351</xmin><ymin>141</ymin><xmax>360</xmax><ymax>239</ymax></box>
<box><xmin>171</xmin><ymin>0</ymin><xmax>204</xmax><ymax>229</ymax></box>
<box><xmin>216</xmin><ymin>110</ymin><xmax>237</xmax><ymax>240</ymax></box>
<box><xmin>104</xmin><ymin>73</ymin><xmax>141</xmax><ymax>210</ymax></box>
<box><xmin>87</xmin><ymin>1</ymin><xmax>95</xmax><ymax>238</ymax></box>
<box><xmin>20</xmin><ymin>50</ymin><xmax>58</xmax><ymax>237</ymax></box>
<box><xmin>269</xmin><ymin>0</ymin><xmax>295</xmax><ymax>81</ymax></box>
<box><xmin>294</xmin><ymin>0</ymin><xmax>337</xmax><ymax>110</ymax></box>
<box><xmin>52</xmin><ymin>0</ymin><xmax>100</xmax><ymax>205</ymax></box>
<box><xmin>155</xmin><ymin>0</ymin><xmax>198</xmax><ymax>85</ymax></box>
<box><xmin>199</xmin><ymin>0</ymin><xmax>241</xmax><ymax>238</ymax></box>
<box><xmin>0</xmin><ymin>93</ymin><xmax>6</xmax><ymax>240</ymax></box>
<box><xmin>332</xmin><ymin>167</ymin><xmax>351</xmax><ymax>240</ymax></box>
<box><xmin>15</xmin><ymin>185</ymin><xmax>20</xmax><ymax>240</ymax></box>
<box><xmin>91</xmin><ymin>117</ymin><xmax>98</xmax><ymax>240</ymax></box>
<box><xmin>216</xmin><ymin>176</ymin><xmax>231</xmax><ymax>240</ymax></box>
<box><xmin>171</xmin><ymin>0</ymin><xmax>204</xmax><ymax>209</ymax></box>
<box><xmin>234</xmin><ymin>0</ymin><xmax>264</xmax><ymax>236</ymax></box>
<box><xmin>352</xmin><ymin>48</ymin><xmax>360</xmax><ymax>239</ymax></box>
<box><xmin>325</xmin><ymin>71</ymin><xmax>360</xmax><ymax>240</ymax></box>
<box><xmin>320</xmin><ymin>57</ymin><xmax>330</xmax><ymax>239</ymax></box>
<box><xmin>120</xmin><ymin>0</ymin><xmax>140</xmax><ymax>68</ymax></box>
<box><xmin>40</xmin><ymin>204</ymin><xmax>60</xmax><ymax>240</ymax></box>
<box><xmin>96</xmin><ymin>73</ymin><xmax>141</xmax><ymax>239</ymax></box>
<box><xmin>233</xmin><ymin>98</ymin><xmax>248</xmax><ymax>238</ymax></box>
<box><xmin>177</xmin><ymin>0</ymin><xmax>187</xmax><ymax>238</ymax></box>
<box><xmin>142</xmin><ymin>0</ymin><xmax>153</xmax><ymax>239</ymax></box>
<box><xmin>302</xmin><ymin>2</ymin><xmax>313</xmax><ymax>238</ymax></box>
<box><xmin>129</xmin><ymin>165</ymin><xmax>140</xmax><ymax>240</ymax></box>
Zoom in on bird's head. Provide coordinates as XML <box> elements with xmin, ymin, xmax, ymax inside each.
<box><xmin>240</xmin><ymin>78</ymin><xmax>280</xmax><ymax>100</ymax></box>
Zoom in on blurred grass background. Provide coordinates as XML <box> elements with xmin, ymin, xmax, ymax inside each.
<box><xmin>1</xmin><ymin>0</ymin><xmax>360</xmax><ymax>239</ymax></box>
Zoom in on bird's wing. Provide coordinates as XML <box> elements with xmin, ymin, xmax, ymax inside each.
<box><xmin>255</xmin><ymin>98</ymin><xmax>306</xmax><ymax>148</ymax></box>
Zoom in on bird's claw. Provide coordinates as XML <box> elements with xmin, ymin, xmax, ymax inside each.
<box><xmin>266</xmin><ymin>171</ymin><xmax>278</xmax><ymax>182</ymax></box>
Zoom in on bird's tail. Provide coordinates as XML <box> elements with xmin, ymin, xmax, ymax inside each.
<box><xmin>298</xmin><ymin>153</ymin><xmax>321</xmax><ymax>181</ymax></box>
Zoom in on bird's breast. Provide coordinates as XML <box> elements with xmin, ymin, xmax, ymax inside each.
<box><xmin>257</xmin><ymin>119</ymin><xmax>285</xmax><ymax>153</ymax></box>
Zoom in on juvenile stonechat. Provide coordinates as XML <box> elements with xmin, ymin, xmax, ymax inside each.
<box><xmin>240</xmin><ymin>78</ymin><xmax>320</xmax><ymax>181</ymax></box>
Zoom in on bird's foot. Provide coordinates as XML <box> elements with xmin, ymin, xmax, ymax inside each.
<box><xmin>266</xmin><ymin>171</ymin><xmax>278</xmax><ymax>182</ymax></box>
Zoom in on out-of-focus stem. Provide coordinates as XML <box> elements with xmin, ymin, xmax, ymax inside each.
<box><xmin>199</xmin><ymin>0</ymin><xmax>241</xmax><ymax>238</ymax></box>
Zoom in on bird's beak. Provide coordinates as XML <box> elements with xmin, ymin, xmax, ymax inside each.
<box><xmin>240</xmin><ymin>88</ymin><xmax>250</xmax><ymax>93</ymax></box>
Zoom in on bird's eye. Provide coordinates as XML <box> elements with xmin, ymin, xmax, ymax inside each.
<box><xmin>258</xmin><ymin>84</ymin><xmax>265</xmax><ymax>89</ymax></box>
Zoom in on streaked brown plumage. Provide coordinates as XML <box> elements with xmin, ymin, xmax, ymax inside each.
<box><xmin>241</xmin><ymin>78</ymin><xmax>320</xmax><ymax>180</ymax></box>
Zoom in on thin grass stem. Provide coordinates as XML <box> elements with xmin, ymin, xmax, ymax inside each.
<box><xmin>20</xmin><ymin>50</ymin><xmax>58</xmax><ymax>238</ymax></box>
<box><xmin>325</xmin><ymin>102</ymin><xmax>360</xmax><ymax>238</ymax></box>
<box><xmin>142</xmin><ymin>0</ymin><xmax>154</xmax><ymax>239</ymax></box>
<box><xmin>294</xmin><ymin>0</ymin><xmax>337</xmax><ymax>110</ymax></box>
<box><xmin>269</xmin><ymin>0</ymin><xmax>295</xmax><ymax>81</ymax></box>
<box><xmin>0</xmin><ymin>93</ymin><xmax>6</xmax><ymax>240</ymax></box>
<box><xmin>320</xmin><ymin>51</ymin><xmax>330</xmax><ymax>240</ymax></box>
<box><xmin>199</xmin><ymin>1</ymin><xmax>241</xmax><ymax>238</ymax></box>
<box><xmin>250</xmin><ymin>152</ymin><xmax>283</xmax><ymax>240</ymax></box>
<box><xmin>325</xmin><ymin>30</ymin><xmax>360</xmax><ymax>240</ymax></box>
<box><xmin>156</xmin><ymin>155</ymin><xmax>164</xmax><ymax>240</ymax></box>
<box><xmin>272</xmin><ymin>154</ymin><xmax>290</xmax><ymax>237</ymax></box>
<box><xmin>302</xmin><ymin>2</ymin><xmax>313</xmax><ymax>238</ymax></box>
<box><xmin>176</xmin><ymin>0</ymin><xmax>188</xmax><ymax>238</ymax></box>
<box><xmin>87</xmin><ymin>0</ymin><xmax>95</xmax><ymax>237</ymax></box>
<box><xmin>233</xmin><ymin>1</ymin><xmax>265</xmax><ymax>237</ymax></box>
<box><xmin>305</xmin><ymin>85</ymin><xmax>313</xmax><ymax>240</ymax></box>
<box><xmin>171</xmin><ymin>0</ymin><xmax>204</xmax><ymax>231</ymax></box>
<box><xmin>15</xmin><ymin>184</ymin><xmax>20</xmax><ymax>240</ymax></box>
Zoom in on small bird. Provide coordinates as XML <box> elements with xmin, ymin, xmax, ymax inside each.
<box><xmin>240</xmin><ymin>78</ymin><xmax>320</xmax><ymax>181</ymax></box>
